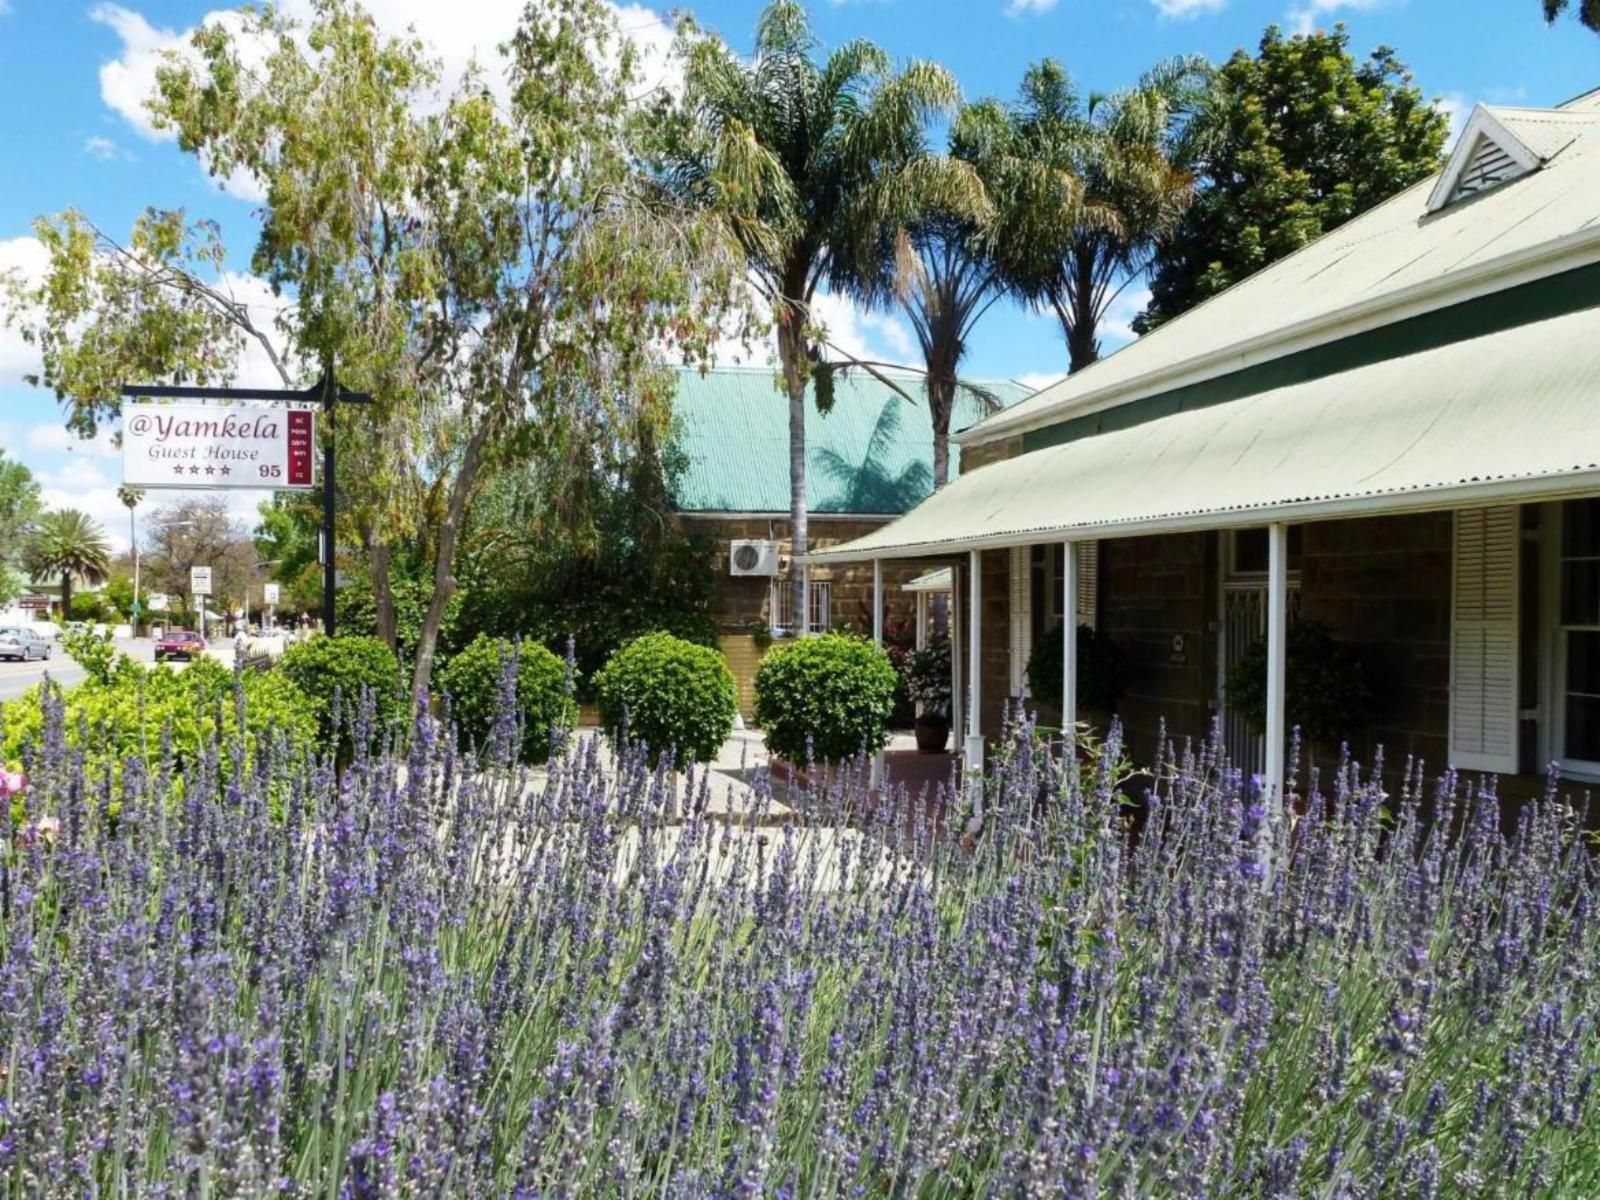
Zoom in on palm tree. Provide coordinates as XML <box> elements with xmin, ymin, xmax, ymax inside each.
<box><xmin>887</xmin><ymin>101</ymin><xmax>1079</xmax><ymax>488</ymax></box>
<box><xmin>665</xmin><ymin>0</ymin><xmax>970</xmax><ymax>623</ymax></box>
<box><xmin>26</xmin><ymin>509</ymin><xmax>111</xmax><ymax>617</ymax></box>
<box><xmin>993</xmin><ymin>58</ymin><xmax>1211</xmax><ymax>374</ymax></box>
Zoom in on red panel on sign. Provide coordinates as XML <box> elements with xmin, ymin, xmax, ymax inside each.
<box><xmin>287</xmin><ymin>410</ymin><xmax>315</xmax><ymax>487</ymax></box>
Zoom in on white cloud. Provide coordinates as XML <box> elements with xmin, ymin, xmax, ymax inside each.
<box><xmin>810</xmin><ymin>292</ymin><xmax>916</xmax><ymax>367</ymax></box>
<box><xmin>0</xmin><ymin>236</ymin><xmax>49</xmax><ymax>386</ymax></box>
<box><xmin>1435</xmin><ymin>92</ymin><xmax>1471</xmax><ymax>144</ymax></box>
<box><xmin>1014</xmin><ymin>371</ymin><xmax>1065</xmax><ymax>392</ymax></box>
<box><xmin>32</xmin><ymin>456</ymin><xmax>266</xmax><ymax>554</ymax></box>
<box><xmin>1287</xmin><ymin>0</ymin><xmax>1389</xmax><ymax>35</ymax></box>
<box><xmin>1100</xmin><ymin>286</ymin><xmax>1152</xmax><ymax>349</ymax></box>
<box><xmin>1153</xmin><ymin>0</ymin><xmax>1225</xmax><ymax>17</ymax></box>
<box><xmin>1004</xmin><ymin>0</ymin><xmax>1058</xmax><ymax>14</ymax></box>
<box><xmin>83</xmin><ymin>135</ymin><xmax>127</xmax><ymax>161</ymax></box>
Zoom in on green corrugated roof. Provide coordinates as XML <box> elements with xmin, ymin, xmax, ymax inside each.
<box><xmin>670</xmin><ymin>368</ymin><xmax>1033</xmax><ymax>515</ymax></box>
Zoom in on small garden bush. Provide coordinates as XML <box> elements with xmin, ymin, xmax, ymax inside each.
<box><xmin>437</xmin><ymin>634</ymin><xmax>576</xmax><ymax>763</ymax></box>
<box><xmin>1026</xmin><ymin>622</ymin><xmax>1126</xmax><ymax>716</ymax></box>
<box><xmin>278</xmin><ymin>633</ymin><xmax>406</xmax><ymax>740</ymax></box>
<box><xmin>0</xmin><ymin>653</ymin><xmax>316</xmax><ymax>788</ymax></box>
<box><xmin>1225</xmin><ymin>618</ymin><xmax>1372</xmax><ymax>744</ymax></box>
<box><xmin>592</xmin><ymin>631</ymin><xmax>737</xmax><ymax>768</ymax></box>
<box><xmin>754</xmin><ymin>632</ymin><xmax>899</xmax><ymax>764</ymax></box>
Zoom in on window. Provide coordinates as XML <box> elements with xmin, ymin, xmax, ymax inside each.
<box><xmin>1555</xmin><ymin>499</ymin><xmax>1600</xmax><ymax>770</ymax></box>
<box><xmin>771</xmin><ymin>578</ymin><xmax>831</xmax><ymax>635</ymax></box>
<box><xmin>1228</xmin><ymin>527</ymin><xmax>1302</xmax><ymax>576</ymax></box>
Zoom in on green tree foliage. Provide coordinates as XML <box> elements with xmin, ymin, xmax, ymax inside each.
<box><xmin>450</xmin><ymin>440</ymin><xmax>718</xmax><ymax>691</ymax></box>
<box><xmin>982</xmin><ymin>57</ymin><xmax>1212</xmax><ymax>373</ymax></box>
<box><xmin>1544</xmin><ymin>0</ymin><xmax>1600</xmax><ymax>32</ymax></box>
<box><xmin>754</xmin><ymin>633</ymin><xmax>899</xmax><ymax>765</ymax></box>
<box><xmin>593</xmin><ymin>633</ymin><xmax>737</xmax><ymax>770</ymax></box>
<box><xmin>24</xmin><ymin>509</ymin><xmax>110</xmax><ymax>615</ymax></box>
<box><xmin>662</xmin><ymin>0</ymin><xmax>970</xmax><ymax>621</ymax></box>
<box><xmin>437</xmin><ymin>635</ymin><xmax>576</xmax><ymax>764</ymax></box>
<box><xmin>278</xmin><ymin>634</ymin><xmax>406</xmax><ymax>742</ymax></box>
<box><xmin>0</xmin><ymin>451</ymin><xmax>41</xmax><ymax>605</ymax></box>
<box><xmin>8</xmin><ymin>0</ymin><xmax>744</xmax><ymax>700</ymax></box>
<box><xmin>1140</xmin><ymin>27</ymin><xmax>1448</xmax><ymax>331</ymax></box>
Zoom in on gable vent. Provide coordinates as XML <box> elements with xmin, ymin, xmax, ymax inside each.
<box><xmin>1451</xmin><ymin>137</ymin><xmax>1527</xmax><ymax>201</ymax></box>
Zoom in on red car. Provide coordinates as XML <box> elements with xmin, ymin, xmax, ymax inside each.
<box><xmin>154</xmin><ymin>629</ymin><xmax>207</xmax><ymax>662</ymax></box>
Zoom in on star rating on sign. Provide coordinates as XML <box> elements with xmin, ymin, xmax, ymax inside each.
<box><xmin>204</xmin><ymin>465</ymin><xmax>215</xmax><ymax>476</ymax></box>
<box><xmin>189</xmin><ymin>465</ymin><xmax>201</xmax><ymax>475</ymax></box>
<box><xmin>173</xmin><ymin>466</ymin><xmax>186</xmax><ymax>477</ymax></box>
<box><xmin>220</xmin><ymin>466</ymin><xmax>231</xmax><ymax>477</ymax></box>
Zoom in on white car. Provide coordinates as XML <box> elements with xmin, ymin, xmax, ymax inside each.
<box><xmin>0</xmin><ymin>627</ymin><xmax>52</xmax><ymax>662</ymax></box>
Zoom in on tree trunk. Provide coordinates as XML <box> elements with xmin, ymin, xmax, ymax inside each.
<box><xmin>778</xmin><ymin>315</ymin><xmax>808</xmax><ymax>635</ymax></box>
<box><xmin>410</xmin><ymin>425</ymin><xmax>488</xmax><ymax>701</ymax></box>
<box><xmin>370</xmin><ymin>541</ymin><xmax>397</xmax><ymax>651</ymax></box>
<box><xmin>926</xmin><ymin>362</ymin><xmax>957</xmax><ymax>490</ymax></box>
<box><xmin>1065</xmin><ymin>250</ymin><xmax>1101</xmax><ymax>374</ymax></box>
<box><xmin>61</xmin><ymin>572</ymin><xmax>72</xmax><ymax>618</ymax></box>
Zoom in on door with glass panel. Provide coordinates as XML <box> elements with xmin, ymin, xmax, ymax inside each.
<box><xmin>1218</xmin><ymin>529</ymin><xmax>1301</xmax><ymax>777</ymax></box>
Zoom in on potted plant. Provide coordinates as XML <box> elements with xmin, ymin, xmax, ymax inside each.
<box><xmin>904</xmin><ymin>635</ymin><xmax>954</xmax><ymax>754</ymax></box>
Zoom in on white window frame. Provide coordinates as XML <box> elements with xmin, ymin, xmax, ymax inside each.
<box><xmin>1541</xmin><ymin>500</ymin><xmax>1600</xmax><ymax>781</ymax></box>
<box><xmin>771</xmin><ymin>577</ymin><xmax>831</xmax><ymax>636</ymax></box>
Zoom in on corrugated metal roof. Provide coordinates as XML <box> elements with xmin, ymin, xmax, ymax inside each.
<box><xmin>671</xmin><ymin>368</ymin><xmax>1032</xmax><ymax>515</ymax></box>
<box><xmin>809</xmin><ymin>305</ymin><xmax>1600</xmax><ymax>562</ymax></box>
<box><xmin>1487</xmin><ymin>106</ymin><xmax>1592</xmax><ymax>161</ymax></box>
<box><xmin>969</xmin><ymin>99</ymin><xmax>1600</xmax><ymax>445</ymax></box>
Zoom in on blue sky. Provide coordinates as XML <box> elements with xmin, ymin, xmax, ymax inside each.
<box><xmin>1</xmin><ymin>0</ymin><xmax>1597</xmax><ymax>549</ymax></box>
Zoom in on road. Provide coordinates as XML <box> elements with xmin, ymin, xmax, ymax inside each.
<box><xmin>0</xmin><ymin>637</ymin><xmax>159</xmax><ymax>702</ymax></box>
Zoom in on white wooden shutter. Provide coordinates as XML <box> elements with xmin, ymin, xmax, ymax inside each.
<box><xmin>1075</xmin><ymin>542</ymin><xmax>1099</xmax><ymax>631</ymax></box>
<box><xmin>1450</xmin><ymin>507</ymin><xmax>1519</xmax><ymax>773</ymax></box>
<box><xmin>1010</xmin><ymin>546</ymin><xmax>1033</xmax><ymax>696</ymax></box>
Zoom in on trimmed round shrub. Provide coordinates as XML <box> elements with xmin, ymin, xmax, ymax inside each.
<box><xmin>1225</xmin><ymin>619</ymin><xmax>1371</xmax><ymax>744</ymax></box>
<box><xmin>754</xmin><ymin>633</ymin><xmax>899</xmax><ymax>765</ymax></box>
<box><xmin>592</xmin><ymin>632</ymin><xmax>737</xmax><ymax>769</ymax></box>
<box><xmin>437</xmin><ymin>634</ymin><xmax>576</xmax><ymax>763</ymax></box>
<box><xmin>278</xmin><ymin>634</ymin><xmax>406</xmax><ymax>739</ymax></box>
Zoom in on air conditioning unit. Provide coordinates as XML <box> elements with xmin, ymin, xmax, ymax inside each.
<box><xmin>729</xmin><ymin>539</ymin><xmax>780</xmax><ymax>577</ymax></box>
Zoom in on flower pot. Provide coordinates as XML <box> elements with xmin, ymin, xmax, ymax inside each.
<box><xmin>914</xmin><ymin>715</ymin><xmax>950</xmax><ymax>755</ymax></box>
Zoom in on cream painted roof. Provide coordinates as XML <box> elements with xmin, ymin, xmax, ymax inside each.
<box><xmin>809</xmin><ymin>305</ymin><xmax>1600</xmax><ymax>563</ymax></box>
<box><xmin>969</xmin><ymin>98</ymin><xmax>1600</xmax><ymax>445</ymax></box>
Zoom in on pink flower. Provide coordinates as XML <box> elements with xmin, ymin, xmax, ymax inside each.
<box><xmin>0</xmin><ymin>770</ymin><xmax>24</xmax><ymax>797</ymax></box>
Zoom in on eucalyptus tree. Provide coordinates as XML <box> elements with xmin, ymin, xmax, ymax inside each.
<box><xmin>663</xmin><ymin>0</ymin><xmax>970</xmax><ymax>623</ymax></box>
<box><xmin>993</xmin><ymin>58</ymin><xmax>1211</xmax><ymax>374</ymax></box>
<box><xmin>7</xmin><ymin>0</ymin><xmax>744</xmax><ymax>695</ymax></box>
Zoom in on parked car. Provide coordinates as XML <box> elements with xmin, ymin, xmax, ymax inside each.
<box><xmin>0</xmin><ymin>627</ymin><xmax>52</xmax><ymax>662</ymax></box>
<box><xmin>154</xmin><ymin>629</ymin><xmax>207</xmax><ymax>662</ymax></box>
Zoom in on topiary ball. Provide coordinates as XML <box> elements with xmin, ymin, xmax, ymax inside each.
<box><xmin>753</xmin><ymin>633</ymin><xmax>899</xmax><ymax>765</ymax></box>
<box><xmin>278</xmin><ymin>634</ymin><xmax>405</xmax><ymax>742</ymax></box>
<box><xmin>437</xmin><ymin>634</ymin><xmax>576</xmax><ymax>763</ymax></box>
<box><xmin>592</xmin><ymin>632</ymin><xmax>737</xmax><ymax>769</ymax></box>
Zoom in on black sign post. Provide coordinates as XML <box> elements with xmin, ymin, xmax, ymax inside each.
<box><xmin>121</xmin><ymin>373</ymin><xmax>370</xmax><ymax>636</ymax></box>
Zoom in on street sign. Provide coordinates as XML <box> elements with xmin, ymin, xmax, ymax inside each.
<box><xmin>122</xmin><ymin>401</ymin><xmax>316</xmax><ymax>490</ymax></box>
<box><xmin>17</xmin><ymin>595</ymin><xmax>50</xmax><ymax>611</ymax></box>
<box><xmin>263</xmin><ymin>582</ymin><xmax>280</xmax><ymax>606</ymax></box>
<box><xmin>191</xmin><ymin>566</ymin><xmax>213</xmax><ymax>597</ymax></box>
<box><xmin>148</xmin><ymin>593</ymin><xmax>169</xmax><ymax>612</ymax></box>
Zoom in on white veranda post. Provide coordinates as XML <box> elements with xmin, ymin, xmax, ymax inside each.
<box><xmin>1264</xmin><ymin>522</ymin><xmax>1289</xmax><ymax>850</ymax></box>
<box><xmin>967</xmin><ymin>550</ymin><xmax>983</xmax><ymax>771</ymax></box>
<box><xmin>1062</xmin><ymin>540</ymin><xmax>1079</xmax><ymax>734</ymax></box>
<box><xmin>871</xmin><ymin>559</ymin><xmax>885</xmax><ymax>788</ymax></box>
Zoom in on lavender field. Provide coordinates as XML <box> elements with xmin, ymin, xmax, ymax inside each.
<box><xmin>1</xmin><ymin>683</ymin><xmax>1598</xmax><ymax>1197</ymax></box>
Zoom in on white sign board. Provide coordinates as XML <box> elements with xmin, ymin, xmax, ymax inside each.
<box><xmin>263</xmin><ymin>582</ymin><xmax>280</xmax><ymax>606</ymax></box>
<box><xmin>122</xmin><ymin>401</ymin><xmax>316</xmax><ymax>490</ymax></box>
<box><xmin>148</xmin><ymin>593</ymin><xmax>169</xmax><ymax>612</ymax></box>
<box><xmin>191</xmin><ymin>566</ymin><xmax>213</xmax><ymax>597</ymax></box>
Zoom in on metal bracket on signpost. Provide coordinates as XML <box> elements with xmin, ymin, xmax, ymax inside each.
<box><xmin>121</xmin><ymin>372</ymin><xmax>371</xmax><ymax>639</ymax></box>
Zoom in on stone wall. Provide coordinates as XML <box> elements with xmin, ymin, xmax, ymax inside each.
<box><xmin>960</xmin><ymin>435</ymin><xmax>1024</xmax><ymax>474</ymax></box>
<box><xmin>1097</xmin><ymin>532</ymin><xmax>1218</xmax><ymax>765</ymax></box>
<box><xmin>1297</xmin><ymin>512</ymin><xmax>1453</xmax><ymax>773</ymax></box>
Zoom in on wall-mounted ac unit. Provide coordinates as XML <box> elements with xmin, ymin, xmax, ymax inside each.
<box><xmin>729</xmin><ymin>539</ymin><xmax>780</xmax><ymax>577</ymax></box>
